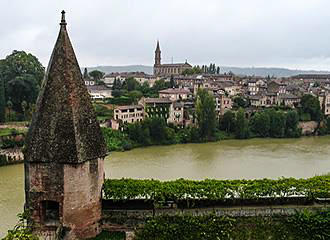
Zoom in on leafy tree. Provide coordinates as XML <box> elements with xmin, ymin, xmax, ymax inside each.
<box><xmin>7</xmin><ymin>74</ymin><xmax>39</xmax><ymax>112</ymax></box>
<box><xmin>89</xmin><ymin>70</ymin><xmax>105</xmax><ymax>81</ymax></box>
<box><xmin>250</xmin><ymin>111</ymin><xmax>270</xmax><ymax>137</ymax></box>
<box><xmin>147</xmin><ymin>117</ymin><xmax>167</xmax><ymax>143</ymax></box>
<box><xmin>112</xmin><ymin>78</ymin><xmax>122</xmax><ymax>90</ymax></box>
<box><xmin>7</xmin><ymin>100</ymin><xmax>13</xmax><ymax>121</ymax></box>
<box><xmin>0</xmin><ymin>77</ymin><xmax>6</xmax><ymax>122</ymax></box>
<box><xmin>300</xmin><ymin>94</ymin><xmax>321</xmax><ymax>122</ymax></box>
<box><xmin>220</xmin><ymin>111</ymin><xmax>235</xmax><ymax>133</ymax></box>
<box><xmin>112</xmin><ymin>89</ymin><xmax>124</xmax><ymax>98</ymax></box>
<box><xmin>123</xmin><ymin>77</ymin><xmax>140</xmax><ymax>91</ymax></box>
<box><xmin>83</xmin><ymin>68</ymin><xmax>89</xmax><ymax>79</ymax></box>
<box><xmin>138</xmin><ymin>81</ymin><xmax>152</xmax><ymax>96</ymax></box>
<box><xmin>235</xmin><ymin>108</ymin><xmax>249</xmax><ymax>139</ymax></box>
<box><xmin>233</xmin><ymin>96</ymin><xmax>248</xmax><ymax>108</ymax></box>
<box><xmin>127</xmin><ymin>90</ymin><xmax>143</xmax><ymax>104</ymax></box>
<box><xmin>0</xmin><ymin>51</ymin><xmax>44</xmax><ymax>113</ymax></box>
<box><xmin>182</xmin><ymin>66</ymin><xmax>203</xmax><ymax>75</ymax></box>
<box><xmin>196</xmin><ymin>89</ymin><xmax>216</xmax><ymax>139</ymax></box>
<box><xmin>268</xmin><ymin>109</ymin><xmax>286</xmax><ymax>138</ymax></box>
<box><xmin>216</xmin><ymin>66</ymin><xmax>220</xmax><ymax>74</ymax></box>
<box><xmin>285</xmin><ymin>110</ymin><xmax>301</xmax><ymax>137</ymax></box>
<box><xmin>0</xmin><ymin>50</ymin><xmax>44</xmax><ymax>85</ymax></box>
<box><xmin>152</xmin><ymin>79</ymin><xmax>169</xmax><ymax>92</ymax></box>
<box><xmin>170</xmin><ymin>76</ymin><xmax>176</xmax><ymax>88</ymax></box>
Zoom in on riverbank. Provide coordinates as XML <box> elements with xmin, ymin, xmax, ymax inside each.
<box><xmin>2</xmin><ymin>136</ymin><xmax>330</xmax><ymax>236</ymax></box>
<box><xmin>102</xmin><ymin>123</ymin><xmax>326</xmax><ymax>153</ymax></box>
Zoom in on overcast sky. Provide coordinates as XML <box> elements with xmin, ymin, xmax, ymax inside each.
<box><xmin>1</xmin><ymin>0</ymin><xmax>330</xmax><ymax>70</ymax></box>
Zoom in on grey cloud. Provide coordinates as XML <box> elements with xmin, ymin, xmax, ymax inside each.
<box><xmin>1</xmin><ymin>0</ymin><xmax>330</xmax><ymax>70</ymax></box>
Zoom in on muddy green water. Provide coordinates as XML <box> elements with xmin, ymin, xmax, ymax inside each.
<box><xmin>1</xmin><ymin>137</ymin><xmax>330</xmax><ymax>236</ymax></box>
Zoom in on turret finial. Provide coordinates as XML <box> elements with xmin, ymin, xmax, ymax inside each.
<box><xmin>60</xmin><ymin>10</ymin><xmax>67</xmax><ymax>26</ymax></box>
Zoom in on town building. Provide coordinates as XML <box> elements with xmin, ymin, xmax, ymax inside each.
<box><xmin>267</xmin><ymin>81</ymin><xmax>287</xmax><ymax>95</ymax></box>
<box><xmin>319</xmin><ymin>91</ymin><xmax>330</xmax><ymax>116</ymax></box>
<box><xmin>159</xmin><ymin>88</ymin><xmax>192</xmax><ymax>101</ymax></box>
<box><xmin>87</xmin><ymin>85</ymin><xmax>112</xmax><ymax>100</ymax></box>
<box><xmin>247</xmin><ymin>79</ymin><xmax>259</xmax><ymax>95</ymax></box>
<box><xmin>153</xmin><ymin>41</ymin><xmax>192</xmax><ymax>76</ymax></box>
<box><xmin>169</xmin><ymin>102</ymin><xmax>185</xmax><ymax>125</ymax></box>
<box><xmin>215</xmin><ymin>94</ymin><xmax>232</xmax><ymax>116</ymax></box>
<box><xmin>114</xmin><ymin>105</ymin><xmax>144</xmax><ymax>124</ymax></box>
<box><xmin>24</xmin><ymin>11</ymin><xmax>107</xmax><ymax>239</ymax></box>
<box><xmin>139</xmin><ymin>97</ymin><xmax>172</xmax><ymax>120</ymax></box>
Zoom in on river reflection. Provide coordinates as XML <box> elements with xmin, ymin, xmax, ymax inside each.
<box><xmin>1</xmin><ymin>136</ymin><xmax>330</xmax><ymax>236</ymax></box>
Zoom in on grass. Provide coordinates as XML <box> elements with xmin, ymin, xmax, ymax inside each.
<box><xmin>0</xmin><ymin>128</ymin><xmax>18</xmax><ymax>136</ymax></box>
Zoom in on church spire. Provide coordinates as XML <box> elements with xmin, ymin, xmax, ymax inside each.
<box><xmin>24</xmin><ymin>11</ymin><xmax>107</xmax><ymax>164</ymax></box>
<box><xmin>154</xmin><ymin>40</ymin><xmax>161</xmax><ymax>66</ymax></box>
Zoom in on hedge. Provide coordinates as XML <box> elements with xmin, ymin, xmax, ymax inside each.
<box><xmin>135</xmin><ymin>209</ymin><xmax>330</xmax><ymax>240</ymax></box>
<box><xmin>103</xmin><ymin>176</ymin><xmax>330</xmax><ymax>202</ymax></box>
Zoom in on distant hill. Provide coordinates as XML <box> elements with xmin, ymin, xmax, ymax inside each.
<box><xmin>220</xmin><ymin>66</ymin><xmax>330</xmax><ymax>78</ymax></box>
<box><xmin>83</xmin><ymin>65</ymin><xmax>330</xmax><ymax>77</ymax></box>
<box><xmin>84</xmin><ymin>65</ymin><xmax>153</xmax><ymax>75</ymax></box>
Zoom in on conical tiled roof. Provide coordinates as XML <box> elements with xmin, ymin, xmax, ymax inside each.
<box><xmin>24</xmin><ymin>11</ymin><xmax>107</xmax><ymax>164</ymax></box>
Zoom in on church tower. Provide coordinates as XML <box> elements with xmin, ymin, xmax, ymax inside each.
<box><xmin>154</xmin><ymin>40</ymin><xmax>161</xmax><ymax>66</ymax></box>
<box><xmin>24</xmin><ymin>11</ymin><xmax>107</xmax><ymax>239</ymax></box>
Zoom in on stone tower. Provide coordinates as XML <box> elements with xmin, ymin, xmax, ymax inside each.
<box><xmin>24</xmin><ymin>11</ymin><xmax>107</xmax><ymax>239</ymax></box>
<box><xmin>154</xmin><ymin>40</ymin><xmax>161</xmax><ymax>66</ymax></box>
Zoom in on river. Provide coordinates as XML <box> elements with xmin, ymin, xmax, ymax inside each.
<box><xmin>1</xmin><ymin>136</ymin><xmax>330</xmax><ymax>236</ymax></box>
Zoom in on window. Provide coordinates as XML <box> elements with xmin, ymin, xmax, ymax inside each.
<box><xmin>42</xmin><ymin>200</ymin><xmax>59</xmax><ymax>224</ymax></box>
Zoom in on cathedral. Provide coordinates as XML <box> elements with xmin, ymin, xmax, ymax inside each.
<box><xmin>153</xmin><ymin>41</ymin><xmax>192</xmax><ymax>76</ymax></box>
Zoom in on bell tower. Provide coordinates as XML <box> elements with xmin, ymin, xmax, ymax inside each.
<box><xmin>24</xmin><ymin>11</ymin><xmax>107</xmax><ymax>239</ymax></box>
<box><xmin>154</xmin><ymin>40</ymin><xmax>161</xmax><ymax>66</ymax></box>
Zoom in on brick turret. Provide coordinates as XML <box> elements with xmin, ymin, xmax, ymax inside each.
<box><xmin>24</xmin><ymin>11</ymin><xmax>107</xmax><ymax>239</ymax></box>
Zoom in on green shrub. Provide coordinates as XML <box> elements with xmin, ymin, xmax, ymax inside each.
<box><xmin>103</xmin><ymin>176</ymin><xmax>330</xmax><ymax>202</ymax></box>
<box><xmin>300</xmin><ymin>112</ymin><xmax>311</xmax><ymax>121</ymax></box>
<box><xmin>135</xmin><ymin>209</ymin><xmax>330</xmax><ymax>240</ymax></box>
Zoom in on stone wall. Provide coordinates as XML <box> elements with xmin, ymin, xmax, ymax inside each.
<box><xmin>101</xmin><ymin>200</ymin><xmax>329</xmax><ymax>233</ymax></box>
<box><xmin>25</xmin><ymin>158</ymin><xmax>104</xmax><ymax>239</ymax></box>
<box><xmin>298</xmin><ymin>121</ymin><xmax>318</xmax><ymax>135</ymax></box>
<box><xmin>63</xmin><ymin>158</ymin><xmax>104</xmax><ymax>239</ymax></box>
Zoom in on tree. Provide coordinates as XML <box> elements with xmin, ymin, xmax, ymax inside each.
<box><xmin>7</xmin><ymin>74</ymin><xmax>39</xmax><ymax>112</ymax></box>
<box><xmin>233</xmin><ymin>96</ymin><xmax>248</xmax><ymax>108</ymax></box>
<box><xmin>300</xmin><ymin>94</ymin><xmax>322</xmax><ymax>122</ymax></box>
<box><xmin>21</xmin><ymin>101</ymin><xmax>28</xmax><ymax>120</ymax></box>
<box><xmin>127</xmin><ymin>90</ymin><xmax>143</xmax><ymax>104</ymax></box>
<box><xmin>250</xmin><ymin>112</ymin><xmax>270</xmax><ymax>137</ymax></box>
<box><xmin>148</xmin><ymin>117</ymin><xmax>167</xmax><ymax>143</ymax></box>
<box><xmin>89</xmin><ymin>70</ymin><xmax>105</xmax><ymax>84</ymax></box>
<box><xmin>196</xmin><ymin>89</ymin><xmax>216</xmax><ymax>139</ymax></box>
<box><xmin>0</xmin><ymin>77</ymin><xmax>6</xmax><ymax>123</ymax></box>
<box><xmin>0</xmin><ymin>51</ymin><xmax>44</xmax><ymax>112</ymax></box>
<box><xmin>268</xmin><ymin>109</ymin><xmax>286</xmax><ymax>138</ymax></box>
<box><xmin>285</xmin><ymin>110</ymin><xmax>300</xmax><ymax>137</ymax></box>
<box><xmin>83</xmin><ymin>68</ymin><xmax>89</xmax><ymax>79</ymax></box>
<box><xmin>123</xmin><ymin>77</ymin><xmax>140</xmax><ymax>91</ymax></box>
<box><xmin>7</xmin><ymin>100</ymin><xmax>12</xmax><ymax>121</ymax></box>
<box><xmin>235</xmin><ymin>108</ymin><xmax>249</xmax><ymax>139</ymax></box>
<box><xmin>220</xmin><ymin>111</ymin><xmax>235</xmax><ymax>133</ymax></box>
<box><xmin>153</xmin><ymin>79</ymin><xmax>168</xmax><ymax>92</ymax></box>
<box><xmin>170</xmin><ymin>76</ymin><xmax>176</xmax><ymax>88</ymax></box>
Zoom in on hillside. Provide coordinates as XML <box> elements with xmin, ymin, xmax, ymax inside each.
<box><xmin>83</xmin><ymin>65</ymin><xmax>330</xmax><ymax>77</ymax></box>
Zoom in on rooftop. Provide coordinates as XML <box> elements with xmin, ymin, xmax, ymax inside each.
<box><xmin>159</xmin><ymin>88</ymin><xmax>191</xmax><ymax>94</ymax></box>
<box><xmin>24</xmin><ymin>11</ymin><xmax>107</xmax><ymax>164</ymax></box>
